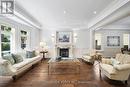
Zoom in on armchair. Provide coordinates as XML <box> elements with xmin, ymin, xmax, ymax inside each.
<box><xmin>100</xmin><ymin>53</ymin><xmax>130</xmax><ymax>84</ymax></box>
<box><xmin>82</xmin><ymin>49</ymin><xmax>96</xmax><ymax>64</ymax></box>
<box><xmin>121</xmin><ymin>45</ymin><xmax>130</xmax><ymax>54</ymax></box>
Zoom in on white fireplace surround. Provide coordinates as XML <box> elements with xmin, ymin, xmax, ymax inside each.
<box><xmin>55</xmin><ymin>43</ymin><xmax>74</xmax><ymax>58</ymax></box>
<box><xmin>54</xmin><ymin>31</ymin><xmax>75</xmax><ymax>58</ymax></box>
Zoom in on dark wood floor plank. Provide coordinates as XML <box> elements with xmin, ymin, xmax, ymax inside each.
<box><xmin>0</xmin><ymin>59</ymin><xmax>130</xmax><ymax>87</ymax></box>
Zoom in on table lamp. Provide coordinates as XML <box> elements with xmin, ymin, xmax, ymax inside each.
<box><xmin>40</xmin><ymin>42</ymin><xmax>46</xmax><ymax>51</ymax></box>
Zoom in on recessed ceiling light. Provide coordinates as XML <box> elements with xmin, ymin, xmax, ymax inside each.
<box><xmin>64</xmin><ymin>10</ymin><xmax>67</xmax><ymax>14</ymax></box>
<box><xmin>93</xmin><ymin>11</ymin><xmax>97</xmax><ymax>14</ymax></box>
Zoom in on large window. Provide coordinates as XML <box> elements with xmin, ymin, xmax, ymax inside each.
<box><xmin>95</xmin><ymin>33</ymin><xmax>102</xmax><ymax>50</ymax></box>
<box><xmin>123</xmin><ymin>34</ymin><xmax>129</xmax><ymax>48</ymax></box>
<box><xmin>1</xmin><ymin>25</ymin><xmax>12</xmax><ymax>56</ymax></box>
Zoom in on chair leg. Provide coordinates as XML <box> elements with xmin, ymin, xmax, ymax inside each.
<box><xmin>12</xmin><ymin>75</ymin><xmax>17</xmax><ymax>81</ymax></box>
<box><xmin>99</xmin><ymin>69</ymin><xmax>102</xmax><ymax>79</ymax></box>
<box><xmin>125</xmin><ymin>80</ymin><xmax>127</xmax><ymax>84</ymax></box>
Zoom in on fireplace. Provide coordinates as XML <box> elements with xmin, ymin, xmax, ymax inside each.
<box><xmin>55</xmin><ymin>44</ymin><xmax>73</xmax><ymax>58</ymax></box>
<box><xmin>59</xmin><ymin>48</ymin><xmax>69</xmax><ymax>57</ymax></box>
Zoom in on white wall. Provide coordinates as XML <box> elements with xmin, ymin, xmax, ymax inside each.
<box><xmin>73</xmin><ymin>29</ymin><xmax>90</xmax><ymax>57</ymax></box>
<box><xmin>96</xmin><ymin>29</ymin><xmax>130</xmax><ymax>57</ymax></box>
<box><xmin>0</xmin><ymin>17</ymin><xmax>40</xmax><ymax>54</ymax></box>
<box><xmin>40</xmin><ymin>29</ymin><xmax>91</xmax><ymax>58</ymax></box>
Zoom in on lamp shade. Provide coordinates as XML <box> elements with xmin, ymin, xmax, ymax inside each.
<box><xmin>40</xmin><ymin>42</ymin><xmax>46</xmax><ymax>47</ymax></box>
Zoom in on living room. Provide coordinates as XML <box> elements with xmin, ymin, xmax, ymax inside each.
<box><xmin>0</xmin><ymin>0</ymin><xmax>130</xmax><ymax>87</ymax></box>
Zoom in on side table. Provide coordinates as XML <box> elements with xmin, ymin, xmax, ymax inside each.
<box><xmin>40</xmin><ymin>51</ymin><xmax>48</xmax><ymax>62</ymax></box>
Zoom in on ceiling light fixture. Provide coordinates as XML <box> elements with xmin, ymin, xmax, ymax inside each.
<box><xmin>64</xmin><ymin>10</ymin><xmax>67</xmax><ymax>14</ymax></box>
<box><xmin>93</xmin><ymin>11</ymin><xmax>97</xmax><ymax>14</ymax></box>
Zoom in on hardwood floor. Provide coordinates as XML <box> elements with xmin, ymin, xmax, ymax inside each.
<box><xmin>0</xmin><ymin>59</ymin><xmax>130</xmax><ymax>87</ymax></box>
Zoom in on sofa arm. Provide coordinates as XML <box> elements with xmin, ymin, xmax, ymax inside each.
<box><xmin>114</xmin><ymin>64</ymin><xmax>130</xmax><ymax>71</ymax></box>
<box><xmin>0</xmin><ymin>59</ymin><xmax>16</xmax><ymax>76</ymax></box>
<box><xmin>101</xmin><ymin>58</ymin><xmax>112</xmax><ymax>65</ymax></box>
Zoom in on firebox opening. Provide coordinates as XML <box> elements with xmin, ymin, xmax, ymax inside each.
<box><xmin>59</xmin><ymin>48</ymin><xmax>69</xmax><ymax>57</ymax></box>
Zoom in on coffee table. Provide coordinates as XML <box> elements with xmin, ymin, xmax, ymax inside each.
<box><xmin>48</xmin><ymin>58</ymin><xmax>81</xmax><ymax>74</ymax></box>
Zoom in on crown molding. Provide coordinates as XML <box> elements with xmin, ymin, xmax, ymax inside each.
<box><xmin>102</xmin><ymin>24</ymin><xmax>130</xmax><ymax>29</ymax></box>
<box><xmin>88</xmin><ymin>0</ymin><xmax>130</xmax><ymax>28</ymax></box>
<box><xmin>14</xmin><ymin>2</ymin><xmax>42</xmax><ymax>29</ymax></box>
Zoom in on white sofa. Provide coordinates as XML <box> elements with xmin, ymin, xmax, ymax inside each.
<box><xmin>100</xmin><ymin>53</ymin><xmax>130</xmax><ymax>84</ymax></box>
<box><xmin>82</xmin><ymin>49</ymin><xmax>96</xmax><ymax>64</ymax></box>
<box><xmin>0</xmin><ymin>55</ymin><xmax>42</xmax><ymax>80</ymax></box>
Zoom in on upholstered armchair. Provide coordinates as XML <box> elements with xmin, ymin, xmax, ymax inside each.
<box><xmin>100</xmin><ymin>53</ymin><xmax>130</xmax><ymax>84</ymax></box>
<box><xmin>82</xmin><ymin>49</ymin><xmax>97</xmax><ymax>64</ymax></box>
<box><xmin>0</xmin><ymin>59</ymin><xmax>16</xmax><ymax>76</ymax></box>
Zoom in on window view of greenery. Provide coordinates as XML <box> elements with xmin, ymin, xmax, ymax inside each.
<box><xmin>21</xmin><ymin>30</ymin><xmax>27</xmax><ymax>49</ymax></box>
<box><xmin>1</xmin><ymin>25</ymin><xmax>11</xmax><ymax>56</ymax></box>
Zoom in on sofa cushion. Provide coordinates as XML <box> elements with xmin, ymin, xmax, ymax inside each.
<box><xmin>124</xmin><ymin>54</ymin><xmax>130</xmax><ymax>64</ymax></box>
<box><xmin>12</xmin><ymin>54</ymin><xmax>23</xmax><ymax>63</ymax></box>
<box><xmin>13</xmin><ymin>56</ymin><xmax>40</xmax><ymax>70</ymax></box>
<box><xmin>100</xmin><ymin>64</ymin><xmax>117</xmax><ymax>75</ymax></box>
<box><xmin>13</xmin><ymin>60</ymin><xmax>30</xmax><ymax>70</ymax></box>
<box><xmin>26</xmin><ymin>51</ymin><xmax>36</xmax><ymax>58</ymax></box>
<box><xmin>114</xmin><ymin>64</ymin><xmax>130</xmax><ymax>71</ymax></box>
<box><xmin>17</xmin><ymin>51</ymin><xmax>26</xmax><ymax>59</ymax></box>
<box><xmin>2</xmin><ymin>54</ymin><xmax>15</xmax><ymax>65</ymax></box>
<box><xmin>102</xmin><ymin>58</ymin><xmax>112</xmax><ymax>65</ymax></box>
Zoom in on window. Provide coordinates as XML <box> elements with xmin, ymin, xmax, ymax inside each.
<box><xmin>1</xmin><ymin>25</ymin><xmax>12</xmax><ymax>56</ymax></box>
<box><xmin>95</xmin><ymin>33</ymin><xmax>102</xmax><ymax>50</ymax></box>
<box><xmin>123</xmin><ymin>34</ymin><xmax>129</xmax><ymax>45</ymax></box>
<box><xmin>123</xmin><ymin>34</ymin><xmax>129</xmax><ymax>48</ymax></box>
<box><xmin>21</xmin><ymin>30</ymin><xmax>27</xmax><ymax>49</ymax></box>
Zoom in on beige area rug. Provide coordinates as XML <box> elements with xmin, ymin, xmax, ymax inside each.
<box><xmin>48</xmin><ymin>59</ymin><xmax>81</xmax><ymax>75</ymax></box>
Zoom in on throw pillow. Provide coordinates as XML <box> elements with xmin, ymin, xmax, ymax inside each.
<box><xmin>2</xmin><ymin>54</ymin><xmax>15</xmax><ymax>65</ymax></box>
<box><xmin>26</xmin><ymin>51</ymin><xmax>36</xmax><ymax>58</ymax></box>
<box><xmin>111</xmin><ymin>58</ymin><xmax>120</xmax><ymax>66</ymax></box>
<box><xmin>12</xmin><ymin>54</ymin><xmax>23</xmax><ymax>63</ymax></box>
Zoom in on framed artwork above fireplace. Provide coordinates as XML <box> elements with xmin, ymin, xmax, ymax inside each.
<box><xmin>56</xmin><ymin>31</ymin><xmax>72</xmax><ymax>43</ymax></box>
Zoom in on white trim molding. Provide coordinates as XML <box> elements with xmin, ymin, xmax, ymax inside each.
<box><xmin>88</xmin><ymin>0</ymin><xmax>130</xmax><ymax>29</ymax></box>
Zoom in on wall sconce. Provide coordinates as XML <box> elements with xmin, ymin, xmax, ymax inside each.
<box><xmin>74</xmin><ymin>33</ymin><xmax>77</xmax><ymax>43</ymax></box>
<box><xmin>51</xmin><ymin>34</ymin><xmax>55</xmax><ymax>42</ymax></box>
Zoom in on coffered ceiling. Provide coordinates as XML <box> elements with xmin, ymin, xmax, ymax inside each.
<box><xmin>16</xmin><ymin>0</ymin><xmax>115</xmax><ymax>29</ymax></box>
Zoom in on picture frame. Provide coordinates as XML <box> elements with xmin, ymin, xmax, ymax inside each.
<box><xmin>107</xmin><ymin>36</ymin><xmax>120</xmax><ymax>46</ymax></box>
<box><xmin>56</xmin><ymin>31</ymin><xmax>72</xmax><ymax>43</ymax></box>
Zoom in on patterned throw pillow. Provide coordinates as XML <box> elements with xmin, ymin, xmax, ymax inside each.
<box><xmin>2</xmin><ymin>54</ymin><xmax>15</xmax><ymax>65</ymax></box>
<box><xmin>12</xmin><ymin>54</ymin><xmax>23</xmax><ymax>63</ymax></box>
<box><xmin>26</xmin><ymin>51</ymin><xmax>36</xmax><ymax>58</ymax></box>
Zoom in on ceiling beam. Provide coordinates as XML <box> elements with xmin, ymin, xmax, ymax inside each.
<box><xmin>88</xmin><ymin>0</ymin><xmax>130</xmax><ymax>30</ymax></box>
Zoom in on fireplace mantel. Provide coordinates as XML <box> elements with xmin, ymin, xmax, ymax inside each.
<box><xmin>55</xmin><ymin>43</ymin><xmax>74</xmax><ymax>58</ymax></box>
<box><xmin>55</xmin><ymin>43</ymin><xmax>74</xmax><ymax>48</ymax></box>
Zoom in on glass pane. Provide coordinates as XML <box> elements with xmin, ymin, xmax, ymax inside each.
<box><xmin>1</xmin><ymin>25</ymin><xmax>11</xmax><ymax>56</ymax></box>
<box><xmin>1</xmin><ymin>43</ymin><xmax>10</xmax><ymax>51</ymax></box>
<box><xmin>1</xmin><ymin>34</ymin><xmax>10</xmax><ymax>42</ymax></box>
<box><xmin>123</xmin><ymin>34</ymin><xmax>129</xmax><ymax>45</ymax></box>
